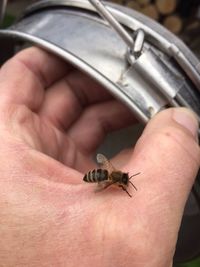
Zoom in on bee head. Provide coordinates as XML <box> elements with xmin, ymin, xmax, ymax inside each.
<box><xmin>122</xmin><ymin>173</ymin><xmax>129</xmax><ymax>185</ymax></box>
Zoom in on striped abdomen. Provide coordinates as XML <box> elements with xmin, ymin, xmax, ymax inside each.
<box><xmin>83</xmin><ymin>169</ymin><xmax>109</xmax><ymax>183</ymax></box>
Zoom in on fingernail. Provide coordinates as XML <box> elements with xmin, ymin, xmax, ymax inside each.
<box><xmin>173</xmin><ymin>108</ymin><xmax>199</xmax><ymax>139</ymax></box>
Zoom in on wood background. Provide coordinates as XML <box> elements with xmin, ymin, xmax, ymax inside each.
<box><xmin>109</xmin><ymin>0</ymin><xmax>200</xmax><ymax>56</ymax></box>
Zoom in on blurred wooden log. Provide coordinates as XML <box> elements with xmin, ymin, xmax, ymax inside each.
<box><xmin>197</xmin><ymin>6</ymin><xmax>200</xmax><ymax>19</ymax></box>
<box><xmin>163</xmin><ymin>14</ymin><xmax>183</xmax><ymax>33</ymax></box>
<box><xmin>141</xmin><ymin>4</ymin><xmax>159</xmax><ymax>20</ymax></box>
<box><xmin>185</xmin><ymin>20</ymin><xmax>200</xmax><ymax>36</ymax></box>
<box><xmin>155</xmin><ymin>0</ymin><xmax>177</xmax><ymax>15</ymax></box>
<box><xmin>135</xmin><ymin>0</ymin><xmax>151</xmax><ymax>6</ymax></box>
<box><xmin>111</xmin><ymin>0</ymin><xmax>124</xmax><ymax>5</ymax></box>
<box><xmin>126</xmin><ymin>1</ymin><xmax>141</xmax><ymax>11</ymax></box>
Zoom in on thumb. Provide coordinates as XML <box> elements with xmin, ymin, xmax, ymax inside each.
<box><xmin>133</xmin><ymin>107</ymin><xmax>199</xmax><ymax>205</ymax></box>
<box><xmin>128</xmin><ymin>108</ymin><xmax>200</xmax><ymax>262</ymax></box>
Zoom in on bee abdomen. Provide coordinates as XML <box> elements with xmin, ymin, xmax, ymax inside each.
<box><xmin>83</xmin><ymin>169</ymin><xmax>108</xmax><ymax>183</ymax></box>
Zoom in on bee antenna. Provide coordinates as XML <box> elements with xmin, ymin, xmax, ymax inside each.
<box><xmin>129</xmin><ymin>172</ymin><xmax>140</xmax><ymax>180</ymax></box>
<box><xmin>129</xmin><ymin>172</ymin><xmax>140</xmax><ymax>191</ymax></box>
<box><xmin>119</xmin><ymin>185</ymin><xmax>132</xmax><ymax>197</ymax></box>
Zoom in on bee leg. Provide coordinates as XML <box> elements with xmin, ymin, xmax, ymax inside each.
<box><xmin>95</xmin><ymin>181</ymin><xmax>116</xmax><ymax>193</ymax></box>
<box><xmin>118</xmin><ymin>185</ymin><xmax>132</xmax><ymax>198</ymax></box>
<box><xmin>129</xmin><ymin>181</ymin><xmax>137</xmax><ymax>191</ymax></box>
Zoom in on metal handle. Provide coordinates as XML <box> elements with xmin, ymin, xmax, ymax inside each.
<box><xmin>88</xmin><ymin>0</ymin><xmax>145</xmax><ymax>61</ymax></box>
<box><xmin>89</xmin><ymin>0</ymin><xmax>134</xmax><ymax>48</ymax></box>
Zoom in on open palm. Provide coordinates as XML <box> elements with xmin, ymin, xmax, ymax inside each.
<box><xmin>0</xmin><ymin>47</ymin><xmax>199</xmax><ymax>267</ymax></box>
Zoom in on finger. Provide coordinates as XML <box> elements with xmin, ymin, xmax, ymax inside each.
<box><xmin>126</xmin><ymin>108</ymin><xmax>199</xmax><ymax>254</ymax></box>
<box><xmin>39</xmin><ymin>70</ymin><xmax>111</xmax><ymax>130</ymax></box>
<box><xmin>68</xmin><ymin>100</ymin><xmax>137</xmax><ymax>155</ymax></box>
<box><xmin>0</xmin><ymin>47</ymin><xmax>70</xmax><ymax>111</ymax></box>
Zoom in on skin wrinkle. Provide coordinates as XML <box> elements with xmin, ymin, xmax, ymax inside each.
<box><xmin>9</xmin><ymin>106</ymin><xmax>51</xmax><ymax>154</ymax></box>
<box><xmin>39</xmin><ymin>118</ymin><xmax>60</xmax><ymax>158</ymax></box>
<box><xmin>68</xmin><ymin>113</ymin><xmax>103</xmax><ymax>154</ymax></box>
<box><xmin>93</xmin><ymin>203</ymin><xmax>116</xmax><ymax>266</ymax></box>
<box><xmin>40</xmin><ymin>79</ymin><xmax>83</xmax><ymax>131</ymax></box>
<box><xmin>0</xmin><ymin>61</ymin><xmax>44</xmax><ymax>112</ymax></box>
<box><xmin>15</xmin><ymin>49</ymin><xmax>69</xmax><ymax>89</ymax></box>
<box><xmin>68</xmin><ymin>100</ymin><xmax>135</xmax><ymax>154</ymax></box>
<box><xmin>64</xmin><ymin>75</ymin><xmax>89</xmax><ymax>108</ymax></box>
<box><xmin>7</xmin><ymin>103</ymin><xmax>74</xmax><ymax>161</ymax></box>
<box><xmin>93</xmin><ymin>198</ymin><xmax>152</xmax><ymax>266</ymax></box>
<box><xmin>23</xmin><ymin>151</ymin><xmax>80</xmax><ymax>184</ymax></box>
<box><xmin>0</xmin><ymin>204</ymin><xmax>69</xmax><ymax>266</ymax></box>
<box><xmin>14</xmin><ymin>56</ymin><xmax>48</xmax><ymax>91</ymax></box>
<box><xmin>60</xmin><ymin>137</ymin><xmax>77</xmax><ymax>168</ymax></box>
<box><xmin>99</xmin><ymin>204</ymin><xmax>113</xmax><ymax>266</ymax></box>
<box><xmin>61</xmin><ymin>201</ymin><xmax>102</xmax><ymax>266</ymax></box>
<box><xmin>97</xmin><ymin>101</ymin><xmax>133</xmax><ymax>133</ymax></box>
<box><xmin>66</xmin><ymin>70</ymin><xmax>112</xmax><ymax>107</ymax></box>
<box><xmin>57</xmin><ymin>96</ymin><xmax>82</xmax><ymax>132</ymax></box>
<box><xmin>0</xmin><ymin>78</ymin><xmax>43</xmax><ymax>112</ymax></box>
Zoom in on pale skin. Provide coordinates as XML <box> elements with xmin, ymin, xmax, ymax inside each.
<box><xmin>0</xmin><ymin>47</ymin><xmax>199</xmax><ymax>267</ymax></box>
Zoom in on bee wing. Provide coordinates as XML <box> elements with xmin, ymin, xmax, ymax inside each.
<box><xmin>96</xmin><ymin>153</ymin><xmax>115</xmax><ymax>172</ymax></box>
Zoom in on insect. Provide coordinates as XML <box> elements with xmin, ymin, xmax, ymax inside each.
<box><xmin>83</xmin><ymin>153</ymin><xmax>140</xmax><ymax>197</ymax></box>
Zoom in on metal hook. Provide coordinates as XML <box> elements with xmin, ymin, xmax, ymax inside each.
<box><xmin>132</xmin><ymin>29</ymin><xmax>145</xmax><ymax>58</ymax></box>
<box><xmin>126</xmin><ymin>28</ymin><xmax>145</xmax><ymax>63</ymax></box>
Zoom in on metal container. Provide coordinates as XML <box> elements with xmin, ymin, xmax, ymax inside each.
<box><xmin>0</xmin><ymin>0</ymin><xmax>200</xmax><ymax>262</ymax></box>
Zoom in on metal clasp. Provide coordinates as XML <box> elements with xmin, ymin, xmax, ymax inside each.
<box><xmin>127</xmin><ymin>29</ymin><xmax>145</xmax><ymax>64</ymax></box>
<box><xmin>88</xmin><ymin>0</ymin><xmax>144</xmax><ymax>62</ymax></box>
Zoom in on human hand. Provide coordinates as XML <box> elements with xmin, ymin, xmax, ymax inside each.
<box><xmin>0</xmin><ymin>47</ymin><xmax>199</xmax><ymax>267</ymax></box>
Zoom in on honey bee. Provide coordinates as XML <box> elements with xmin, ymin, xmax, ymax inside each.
<box><xmin>83</xmin><ymin>154</ymin><xmax>140</xmax><ymax>197</ymax></box>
